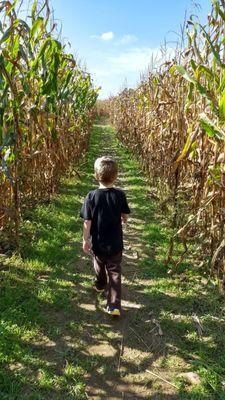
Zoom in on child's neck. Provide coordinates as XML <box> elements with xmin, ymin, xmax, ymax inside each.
<box><xmin>99</xmin><ymin>182</ymin><xmax>114</xmax><ymax>189</ymax></box>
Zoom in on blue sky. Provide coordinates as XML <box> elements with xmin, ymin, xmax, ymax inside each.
<box><xmin>44</xmin><ymin>1</ymin><xmax>211</xmax><ymax>98</ymax></box>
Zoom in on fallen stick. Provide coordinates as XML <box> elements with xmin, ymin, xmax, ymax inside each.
<box><xmin>117</xmin><ymin>332</ymin><xmax>124</xmax><ymax>372</ymax></box>
<box><xmin>129</xmin><ymin>326</ymin><xmax>152</xmax><ymax>352</ymax></box>
<box><xmin>146</xmin><ymin>369</ymin><xmax>179</xmax><ymax>389</ymax></box>
<box><xmin>192</xmin><ymin>314</ymin><xmax>203</xmax><ymax>338</ymax></box>
<box><xmin>152</xmin><ymin>318</ymin><xmax>163</xmax><ymax>336</ymax></box>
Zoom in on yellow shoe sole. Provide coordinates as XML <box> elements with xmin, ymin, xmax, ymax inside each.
<box><xmin>107</xmin><ymin>308</ymin><xmax>121</xmax><ymax>316</ymax></box>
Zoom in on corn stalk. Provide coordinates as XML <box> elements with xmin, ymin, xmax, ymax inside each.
<box><xmin>0</xmin><ymin>0</ymin><xmax>99</xmax><ymax>250</ymax></box>
<box><xmin>106</xmin><ymin>0</ymin><xmax>225</xmax><ymax>286</ymax></box>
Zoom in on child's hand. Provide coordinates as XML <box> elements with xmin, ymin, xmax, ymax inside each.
<box><xmin>83</xmin><ymin>239</ymin><xmax>91</xmax><ymax>253</ymax></box>
<box><xmin>121</xmin><ymin>213</ymin><xmax>128</xmax><ymax>224</ymax></box>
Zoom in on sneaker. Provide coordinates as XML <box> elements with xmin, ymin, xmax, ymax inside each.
<box><xmin>106</xmin><ymin>306</ymin><xmax>121</xmax><ymax>317</ymax></box>
<box><xmin>92</xmin><ymin>284</ymin><xmax>105</xmax><ymax>293</ymax></box>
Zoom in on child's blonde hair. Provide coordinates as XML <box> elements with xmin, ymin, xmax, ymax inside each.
<box><xmin>94</xmin><ymin>156</ymin><xmax>118</xmax><ymax>184</ymax></box>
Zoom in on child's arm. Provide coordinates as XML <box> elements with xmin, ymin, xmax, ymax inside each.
<box><xmin>83</xmin><ymin>220</ymin><xmax>92</xmax><ymax>253</ymax></box>
<box><xmin>121</xmin><ymin>190</ymin><xmax>131</xmax><ymax>224</ymax></box>
<box><xmin>121</xmin><ymin>213</ymin><xmax>129</xmax><ymax>224</ymax></box>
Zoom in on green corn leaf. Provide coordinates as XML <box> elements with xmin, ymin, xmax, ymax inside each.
<box><xmin>51</xmin><ymin>39</ymin><xmax>62</xmax><ymax>52</ymax></box>
<box><xmin>31</xmin><ymin>0</ymin><xmax>37</xmax><ymax>21</ymax></box>
<box><xmin>30</xmin><ymin>17</ymin><xmax>44</xmax><ymax>40</ymax></box>
<box><xmin>177</xmin><ymin>65</ymin><xmax>218</xmax><ymax>110</ymax></box>
<box><xmin>32</xmin><ymin>37</ymin><xmax>52</xmax><ymax>70</ymax></box>
<box><xmin>199</xmin><ymin>114</ymin><xmax>224</xmax><ymax>140</ymax></box>
<box><xmin>218</xmin><ymin>90</ymin><xmax>225</xmax><ymax>121</ymax></box>
<box><xmin>176</xmin><ymin>66</ymin><xmax>196</xmax><ymax>84</ymax></box>
<box><xmin>185</xmin><ymin>82</ymin><xmax>194</xmax><ymax>112</ymax></box>
<box><xmin>0</xmin><ymin>21</ymin><xmax>4</xmax><ymax>34</ymax></box>
<box><xmin>175</xmin><ymin>126</ymin><xmax>198</xmax><ymax>163</ymax></box>
<box><xmin>0</xmin><ymin>107</ymin><xmax>3</xmax><ymax>143</ymax></box>
<box><xmin>200</xmin><ymin>23</ymin><xmax>225</xmax><ymax>68</ymax></box>
<box><xmin>12</xmin><ymin>34</ymin><xmax>19</xmax><ymax>58</ymax></box>
<box><xmin>65</xmin><ymin>70</ymin><xmax>73</xmax><ymax>87</ymax></box>
<box><xmin>219</xmin><ymin>69</ymin><xmax>225</xmax><ymax>92</ymax></box>
<box><xmin>21</xmin><ymin>79</ymin><xmax>30</xmax><ymax>95</ymax></box>
<box><xmin>190</xmin><ymin>59</ymin><xmax>197</xmax><ymax>71</ymax></box>
<box><xmin>0</xmin><ymin>27</ymin><xmax>13</xmax><ymax>46</ymax></box>
<box><xmin>212</xmin><ymin>0</ymin><xmax>225</xmax><ymax>21</ymax></box>
<box><xmin>195</xmin><ymin>65</ymin><xmax>218</xmax><ymax>85</ymax></box>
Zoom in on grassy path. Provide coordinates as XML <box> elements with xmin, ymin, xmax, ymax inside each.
<box><xmin>0</xmin><ymin>123</ymin><xmax>225</xmax><ymax>399</ymax></box>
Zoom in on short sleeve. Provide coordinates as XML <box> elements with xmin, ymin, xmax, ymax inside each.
<box><xmin>121</xmin><ymin>191</ymin><xmax>131</xmax><ymax>214</ymax></box>
<box><xmin>80</xmin><ymin>195</ymin><xmax>92</xmax><ymax>220</ymax></box>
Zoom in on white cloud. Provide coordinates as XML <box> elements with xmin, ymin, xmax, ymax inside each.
<box><xmin>90</xmin><ymin>46</ymin><xmax>176</xmax><ymax>98</ymax></box>
<box><xmin>107</xmin><ymin>46</ymin><xmax>175</xmax><ymax>74</ymax></box>
<box><xmin>90</xmin><ymin>31</ymin><xmax>114</xmax><ymax>41</ymax></box>
<box><xmin>101</xmin><ymin>31</ymin><xmax>114</xmax><ymax>40</ymax></box>
<box><xmin>90</xmin><ymin>32</ymin><xmax>138</xmax><ymax>45</ymax></box>
<box><xmin>91</xmin><ymin>47</ymin><xmax>160</xmax><ymax>78</ymax></box>
<box><xmin>108</xmin><ymin>47</ymin><xmax>160</xmax><ymax>72</ymax></box>
<box><xmin>119</xmin><ymin>34</ymin><xmax>138</xmax><ymax>45</ymax></box>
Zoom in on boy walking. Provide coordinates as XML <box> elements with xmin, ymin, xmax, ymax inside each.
<box><xmin>80</xmin><ymin>156</ymin><xmax>130</xmax><ymax>316</ymax></box>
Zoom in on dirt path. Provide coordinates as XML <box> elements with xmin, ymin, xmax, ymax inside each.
<box><xmin>77</xmin><ymin>124</ymin><xmax>179</xmax><ymax>399</ymax></box>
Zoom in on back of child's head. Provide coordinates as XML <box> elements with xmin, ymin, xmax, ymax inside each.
<box><xmin>94</xmin><ymin>156</ymin><xmax>118</xmax><ymax>184</ymax></box>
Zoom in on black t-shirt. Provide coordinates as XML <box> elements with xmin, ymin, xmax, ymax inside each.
<box><xmin>80</xmin><ymin>187</ymin><xmax>131</xmax><ymax>255</ymax></box>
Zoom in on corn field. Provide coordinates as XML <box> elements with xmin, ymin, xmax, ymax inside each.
<box><xmin>0</xmin><ymin>0</ymin><xmax>98</xmax><ymax>249</ymax></box>
<box><xmin>107</xmin><ymin>0</ymin><xmax>225</xmax><ymax>285</ymax></box>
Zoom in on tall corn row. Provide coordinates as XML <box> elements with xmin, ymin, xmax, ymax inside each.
<box><xmin>0</xmin><ymin>0</ymin><xmax>98</xmax><ymax>249</ymax></box>
<box><xmin>108</xmin><ymin>0</ymin><xmax>225</xmax><ymax>285</ymax></box>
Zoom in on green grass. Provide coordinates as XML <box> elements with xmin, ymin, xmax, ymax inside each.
<box><xmin>0</xmin><ymin>123</ymin><xmax>225</xmax><ymax>399</ymax></box>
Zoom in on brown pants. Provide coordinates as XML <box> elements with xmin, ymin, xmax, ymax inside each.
<box><xmin>93</xmin><ymin>251</ymin><xmax>122</xmax><ymax>309</ymax></box>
